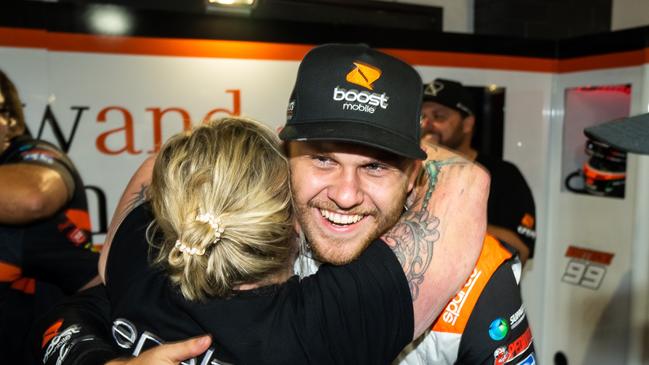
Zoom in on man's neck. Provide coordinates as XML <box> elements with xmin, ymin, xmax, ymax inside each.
<box><xmin>456</xmin><ymin>145</ymin><xmax>478</xmax><ymax>162</ymax></box>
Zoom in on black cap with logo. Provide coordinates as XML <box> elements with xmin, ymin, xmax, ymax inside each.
<box><xmin>422</xmin><ymin>78</ymin><xmax>474</xmax><ymax>117</ymax></box>
<box><xmin>279</xmin><ymin>43</ymin><xmax>427</xmax><ymax>160</ymax></box>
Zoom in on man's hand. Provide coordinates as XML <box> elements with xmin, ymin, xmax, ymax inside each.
<box><xmin>106</xmin><ymin>336</ymin><xmax>211</xmax><ymax>365</ymax></box>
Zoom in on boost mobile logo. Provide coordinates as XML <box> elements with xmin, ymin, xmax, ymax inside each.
<box><xmin>346</xmin><ymin>62</ymin><xmax>381</xmax><ymax>90</ymax></box>
<box><xmin>332</xmin><ymin>61</ymin><xmax>389</xmax><ymax>114</ymax></box>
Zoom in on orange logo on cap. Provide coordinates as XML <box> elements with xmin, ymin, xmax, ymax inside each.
<box><xmin>346</xmin><ymin>61</ymin><xmax>381</xmax><ymax>90</ymax></box>
<box><xmin>521</xmin><ymin>213</ymin><xmax>535</xmax><ymax>228</ymax></box>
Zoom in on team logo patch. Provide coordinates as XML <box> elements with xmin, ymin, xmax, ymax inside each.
<box><xmin>494</xmin><ymin>346</ymin><xmax>508</xmax><ymax>365</ymax></box>
<box><xmin>22</xmin><ymin>149</ymin><xmax>57</xmax><ymax>165</ymax></box>
<box><xmin>521</xmin><ymin>214</ymin><xmax>534</xmax><ymax>228</ymax></box>
<box><xmin>488</xmin><ymin>318</ymin><xmax>509</xmax><ymax>341</ymax></box>
<box><xmin>516</xmin><ymin>353</ymin><xmax>536</xmax><ymax>365</ymax></box>
<box><xmin>346</xmin><ymin>61</ymin><xmax>381</xmax><ymax>90</ymax></box>
<box><xmin>43</xmin><ymin>324</ymin><xmax>81</xmax><ymax>364</ymax></box>
<box><xmin>286</xmin><ymin>99</ymin><xmax>295</xmax><ymax>121</ymax></box>
<box><xmin>509</xmin><ymin>305</ymin><xmax>526</xmax><ymax>330</ymax></box>
<box><xmin>517</xmin><ymin>213</ymin><xmax>536</xmax><ymax>239</ymax></box>
<box><xmin>493</xmin><ymin>327</ymin><xmax>534</xmax><ymax>364</ymax></box>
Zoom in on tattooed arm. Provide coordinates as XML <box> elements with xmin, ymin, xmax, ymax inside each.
<box><xmin>381</xmin><ymin>142</ymin><xmax>489</xmax><ymax>339</ymax></box>
<box><xmin>98</xmin><ymin>156</ymin><xmax>155</xmax><ymax>283</ymax></box>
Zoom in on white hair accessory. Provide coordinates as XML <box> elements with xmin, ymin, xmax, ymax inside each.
<box><xmin>195</xmin><ymin>213</ymin><xmax>225</xmax><ymax>243</ymax></box>
<box><xmin>175</xmin><ymin>240</ymin><xmax>206</xmax><ymax>256</ymax></box>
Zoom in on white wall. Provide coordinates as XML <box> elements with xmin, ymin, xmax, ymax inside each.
<box><xmin>544</xmin><ymin>66</ymin><xmax>647</xmax><ymax>365</ymax></box>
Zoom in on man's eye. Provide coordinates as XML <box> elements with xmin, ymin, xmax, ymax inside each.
<box><xmin>433</xmin><ymin>112</ymin><xmax>446</xmax><ymax>120</ymax></box>
<box><xmin>312</xmin><ymin>155</ymin><xmax>333</xmax><ymax>166</ymax></box>
<box><xmin>365</xmin><ymin>163</ymin><xmax>387</xmax><ymax>173</ymax></box>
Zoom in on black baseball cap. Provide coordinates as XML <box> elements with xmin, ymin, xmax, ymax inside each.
<box><xmin>279</xmin><ymin>44</ymin><xmax>426</xmax><ymax>160</ymax></box>
<box><xmin>422</xmin><ymin>78</ymin><xmax>474</xmax><ymax>117</ymax></box>
<box><xmin>584</xmin><ymin>113</ymin><xmax>649</xmax><ymax>155</ymax></box>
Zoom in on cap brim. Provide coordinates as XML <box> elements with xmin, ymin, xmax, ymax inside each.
<box><xmin>584</xmin><ymin>113</ymin><xmax>649</xmax><ymax>155</ymax></box>
<box><xmin>279</xmin><ymin>121</ymin><xmax>427</xmax><ymax>160</ymax></box>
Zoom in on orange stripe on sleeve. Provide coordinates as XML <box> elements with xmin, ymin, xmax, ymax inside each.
<box><xmin>432</xmin><ymin>235</ymin><xmax>512</xmax><ymax>334</ymax></box>
<box><xmin>65</xmin><ymin>209</ymin><xmax>92</xmax><ymax>231</ymax></box>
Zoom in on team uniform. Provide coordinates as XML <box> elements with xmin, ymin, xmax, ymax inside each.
<box><xmin>385</xmin><ymin>153</ymin><xmax>537</xmax><ymax>365</ymax></box>
<box><xmin>297</xmin><ymin>235</ymin><xmax>536</xmax><ymax>365</ymax></box>
<box><xmin>65</xmin><ymin>203</ymin><xmax>413</xmax><ymax>365</ymax></box>
<box><xmin>0</xmin><ymin>135</ymin><xmax>98</xmax><ymax>362</ymax></box>
<box><xmin>476</xmin><ymin>153</ymin><xmax>537</xmax><ymax>257</ymax></box>
<box><xmin>392</xmin><ymin>236</ymin><xmax>536</xmax><ymax>365</ymax></box>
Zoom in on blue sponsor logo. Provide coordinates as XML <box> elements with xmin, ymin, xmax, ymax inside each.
<box><xmin>488</xmin><ymin>317</ymin><xmax>509</xmax><ymax>341</ymax></box>
<box><xmin>23</xmin><ymin>152</ymin><xmax>54</xmax><ymax>165</ymax></box>
<box><xmin>516</xmin><ymin>353</ymin><xmax>536</xmax><ymax>365</ymax></box>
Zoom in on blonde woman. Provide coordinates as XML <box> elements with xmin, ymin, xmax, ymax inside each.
<box><xmin>92</xmin><ymin>116</ymin><xmax>488</xmax><ymax>365</ymax></box>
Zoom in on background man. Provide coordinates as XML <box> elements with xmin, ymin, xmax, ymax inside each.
<box><xmin>420</xmin><ymin>78</ymin><xmax>536</xmax><ymax>264</ymax></box>
<box><xmin>0</xmin><ymin>69</ymin><xmax>99</xmax><ymax>363</ymax></box>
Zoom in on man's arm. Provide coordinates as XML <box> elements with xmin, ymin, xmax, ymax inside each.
<box><xmin>382</xmin><ymin>142</ymin><xmax>489</xmax><ymax>339</ymax></box>
<box><xmin>0</xmin><ymin>163</ymin><xmax>69</xmax><ymax>224</ymax></box>
<box><xmin>98</xmin><ymin>156</ymin><xmax>155</xmax><ymax>283</ymax></box>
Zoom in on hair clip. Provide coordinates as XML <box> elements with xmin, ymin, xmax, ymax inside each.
<box><xmin>195</xmin><ymin>213</ymin><xmax>225</xmax><ymax>243</ymax></box>
<box><xmin>175</xmin><ymin>240</ymin><xmax>206</xmax><ymax>256</ymax></box>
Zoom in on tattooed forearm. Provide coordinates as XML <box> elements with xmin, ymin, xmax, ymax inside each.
<box><xmin>383</xmin><ymin>210</ymin><xmax>439</xmax><ymax>300</ymax></box>
<box><xmin>421</xmin><ymin>158</ymin><xmax>466</xmax><ymax>209</ymax></box>
<box><xmin>383</xmin><ymin>157</ymin><xmax>468</xmax><ymax>300</ymax></box>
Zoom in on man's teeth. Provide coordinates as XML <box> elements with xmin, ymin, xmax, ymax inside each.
<box><xmin>319</xmin><ymin>209</ymin><xmax>363</xmax><ymax>225</ymax></box>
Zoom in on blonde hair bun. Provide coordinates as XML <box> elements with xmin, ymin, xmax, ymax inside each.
<box><xmin>148</xmin><ymin>117</ymin><xmax>294</xmax><ymax>301</ymax></box>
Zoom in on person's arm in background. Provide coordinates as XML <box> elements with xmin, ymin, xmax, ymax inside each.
<box><xmin>382</xmin><ymin>141</ymin><xmax>489</xmax><ymax>338</ymax></box>
<box><xmin>486</xmin><ymin>163</ymin><xmax>536</xmax><ymax>265</ymax></box>
<box><xmin>487</xmin><ymin>225</ymin><xmax>529</xmax><ymax>263</ymax></box>
<box><xmin>34</xmin><ymin>156</ymin><xmax>157</xmax><ymax>365</ymax></box>
<box><xmin>0</xmin><ymin>163</ymin><xmax>70</xmax><ymax>224</ymax></box>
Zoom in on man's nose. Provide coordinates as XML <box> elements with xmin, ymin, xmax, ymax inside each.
<box><xmin>327</xmin><ymin>169</ymin><xmax>364</xmax><ymax>209</ymax></box>
<box><xmin>420</xmin><ymin>114</ymin><xmax>433</xmax><ymax>129</ymax></box>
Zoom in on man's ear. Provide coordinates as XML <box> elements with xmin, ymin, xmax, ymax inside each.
<box><xmin>276</xmin><ymin>125</ymin><xmax>284</xmax><ymax>134</ymax></box>
<box><xmin>406</xmin><ymin>160</ymin><xmax>423</xmax><ymax>193</ymax></box>
<box><xmin>462</xmin><ymin>115</ymin><xmax>475</xmax><ymax>134</ymax></box>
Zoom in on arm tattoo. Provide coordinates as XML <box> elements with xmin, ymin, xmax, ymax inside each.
<box><xmin>127</xmin><ymin>184</ymin><xmax>148</xmax><ymax>211</ymax></box>
<box><xmin>383</xmin><ymin>158</ymin><xmax>466</xmax><ymax>300</ymax></box>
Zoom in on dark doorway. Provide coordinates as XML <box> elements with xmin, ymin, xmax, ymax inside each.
<box><xmin>467</xmin><ymin>85</ymin><xmax>505</xmax><ymax>159</ymax></box>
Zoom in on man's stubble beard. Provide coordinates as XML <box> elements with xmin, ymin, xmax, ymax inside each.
<box><xmin>294</xmin><ymin>189</ymin><xmax>408</xmax><ymax>265</ymax></box>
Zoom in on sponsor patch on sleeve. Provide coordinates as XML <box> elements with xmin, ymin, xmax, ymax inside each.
<box><xmin>493</xmin><ymin>327</ymin><xmax>533</xmax><ymax>364</ymax></box>
<box><xmin>21</xmin><ymin>149</ymin><xmax>59</xmax><ymax>165</ymax></box>
<box><xmin>516</xmin><ymin>353</ymin><xmax>536</xmax><ymax>365</ymax></box>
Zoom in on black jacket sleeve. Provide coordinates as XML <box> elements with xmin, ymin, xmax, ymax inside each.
<box><xmin>31</xmin><ymin>285</ymin><xmax>118</xmax><ymax>365</ymax></box>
